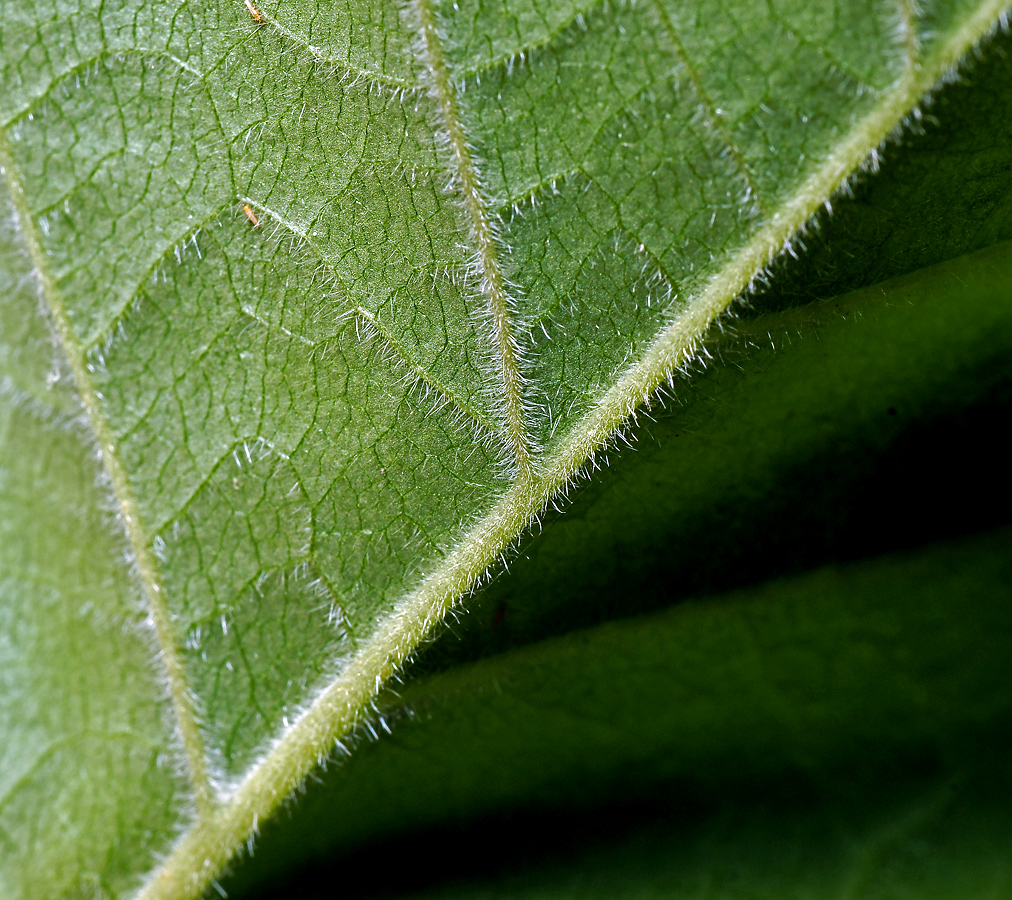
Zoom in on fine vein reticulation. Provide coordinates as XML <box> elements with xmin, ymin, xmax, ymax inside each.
<box><xmin>0</xmin><ymin>130</ymin><xmax>216</xmax><ymax>819</ymax></box>
<box><xmin>133</xmin><ymin>3</ymin><xmax>1011</xmax><ymax>898</ymax></box>
<box><xmin>414</xmin><ymin>0</ymin><xmax>535</xmax><ymax>479</ymax></box>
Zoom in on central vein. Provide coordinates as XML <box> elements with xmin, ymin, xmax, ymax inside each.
<box><xmin>413</xmin><ymin>0</ymin><xmax>534</xmax><ymax>479</ymax></box>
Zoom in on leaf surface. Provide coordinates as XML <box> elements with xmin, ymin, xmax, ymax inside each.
<box><xmin>227</xmin><ymin>235</ymin><xmax>1012</xmax><ymax>896</ymax></box>
<box><xmin>0</xmin><ymin>0</ymin><xmax>1010</xmax><ymax>896</ymax></box>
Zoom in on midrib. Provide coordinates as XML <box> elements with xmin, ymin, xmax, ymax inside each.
<box><xmin>0</xmin><ymin>126</ymin><xmax>216</xmax><ymax>819</ymax></box>
<box><xmin>413</xmin><ymin>0</ymin><xmax>535</xmax><ymax>479</ymax></box>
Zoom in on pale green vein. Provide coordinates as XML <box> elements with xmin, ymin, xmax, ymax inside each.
<box><xmin>0</xmin><ymin>126</ymin><xmax>216</xmax><ymax>820</ymax></box>
<box><xmin>240</xmin><ymin>201</ymin><xmax>499</xmax><ymax>437</ymax></box>
<box><xmin>245</xmin><ymin>1</ymin><xmax>419</xmax><ymax>94</ymax></box>
<box><xmin>763</xmin><ymin>12</ymin><xmax>886</xmax><ymax>91</ymax></box>
<box><xmin>0</xmin><ymin>22</ymin><xmax>406</xmax><ymax>136</ymax></box>
<box><xmin>413</xmin><ymin>0</ymin><xmax>535</xmax><ymax>479</ymax></box>
<box><xmin>134</xmin><ymin>3</ymin><xmax>1010</xmax><ymax>898</ymax></box>
<box><xmin>352</xmin><ymin>305</ymin><xmax>499</xmax><ymax>437</ymax></box>
<box><xmin>899</xmin><ymin>0</ymin><xmax>922</xmax><ymax>72</ymax></box>
<box><xmin>489</xmin><ymin>165</ymin><xmax>583</xmax><ymax>216</ymax></box>
<box><xmin>650</xmin><ymin>0</ymin><xmax>765</xmax><ymax>214</ymax></box>
<box><xmin>0</xmin><ymin>50</ymin><xmax>202</xmax><ymax>130</ymax></box>
<box><xmin>83</xmin><ymin>201</ymin><xmax>235</xmax><ymax>352</ymax></box>
<box><xmin>0</xmin><ymin>732</ymin><xmax>162</xmax><ymax>816</ymax></box>
<box><xmin>458</xmin><ymin>0</ymin><xmax>606</xmax><ymax>79</ymax></box>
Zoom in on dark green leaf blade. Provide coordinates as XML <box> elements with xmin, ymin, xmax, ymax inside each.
<box><xmin>231</xmin><ymin>524</ymin><xmax>1012</xmax><ymax>897</ymax></box>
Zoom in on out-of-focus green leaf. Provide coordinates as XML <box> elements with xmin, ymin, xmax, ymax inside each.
<box><xmin>359</xmin><ymin>746</ymin><xmax>1012</xmax><ymax>900</ymax></box>
<box><xmin>0</xmin><ymin>181</ymin><xmax>186</xmax><ymax>900</ymax></box>
<box><xmin>242</xmin><ymin>526</ymin><xmax>1012</xmax><ymax>899</ymax></box>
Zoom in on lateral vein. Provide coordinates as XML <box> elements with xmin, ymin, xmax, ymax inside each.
<box><xmin>0</xmin><ymin>126</ymin><xmax>216</xmax><ymax>820</ymax></box>
<box><xmin>229</xmin><ymin>203</ymin><xmax>499</xmax><ymax>438</ymax></box>
<box><xmin>135</xmin><ymin>1</ymin><xmax>1010</xmax><ymax>897</ymax></box>
<box><xmin>650</xmin><ymin>0</ymin><xmax>765</xmax><ymax>214</ymax></box>
<box><xmin>244</xmin><ymin>6</ymin><xmax>420</xmax><ymax>94</ymax></box>
<box><xmin>413</xmin><ymin>0</ymin><xmax>535</xmax><ymax>479</ymax></box>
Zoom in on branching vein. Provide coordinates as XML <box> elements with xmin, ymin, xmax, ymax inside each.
<box><xmin>413</xmin><ymin>0</ymin><xmax>535</xmax><ymax>479</ymax></box>
<box><xmin>0</xmin><ymin>126</ymin><xmax>216</xmax><ymax>820</ymax></box>
<box><xmin>249</xmin><ymin>6</ymin><xmax>420</xmax><ymax>94</ymax></box>
<box><xmin>238</xmin><ymin>202</ymin><xmax>499</xmax><ymax>437</ymax></box>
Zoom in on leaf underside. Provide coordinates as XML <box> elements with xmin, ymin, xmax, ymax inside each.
<box><xmin>0</xmin><ymin>0</ymin><xmax>1010</xmax><ymax>896</ymax></box>
<box><xmin>228</xmin><ymin>234</ymin><xmax>1012</xmax><ymax>896</ymax></box>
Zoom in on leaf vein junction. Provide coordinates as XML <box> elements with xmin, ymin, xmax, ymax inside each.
<box><xmin>248</xmin><ymin>6</ymin><xmax>422</xmax><ymax>94</ymax></box>
<box><xmin>650</xmin><ymin>0</ymin><xmax>766</xmax><ymax>215</ymax></box>
<box><xmin>0</xmin><ymin>49</ymin><xmax>204</xmax><ymax>131</ymax></box>
<box><xmin>240</xmin><ymin>202</ymin><xmax>500</xmax><ymax>437</ymax></box>
<box><xmin>413</xmin><ymin>0</ymin><xmax>535</xmax><ymax>479</ymax></box>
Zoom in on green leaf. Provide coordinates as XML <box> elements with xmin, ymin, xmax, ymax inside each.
<box><xmin>222</xmin><ymin>233</ymin><xmax>1012</xmax><ymax>894</ymax></box>
<box><xmin>1</xmin><ymin>0</ymin><xmax>1010</xmax><ymax>897</ymax></box>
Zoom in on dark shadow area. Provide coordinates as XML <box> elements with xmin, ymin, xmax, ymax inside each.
<box><xmin>224</xmin><ymin>517</ymin><xmax>1012</xmax><ymax>899</ymax></box>
<box><xmin>744</xmin><ymin>33</ymin><xmax>1012</xmax><ymax>314</ymax></box>
<box><xmin>248</xmin><ymin>722</ymin><xmax>1012</xmax><ymax>899</ymax></box>
<box><xmin>397</xmin><ymin>23</ymin><xmax>1012</xmax><ymax>676</ymax></box>
<box><xmin>410</xmin><ymin>312</ymin><xmax>1012</xmax><ymax>674</ymax></box>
